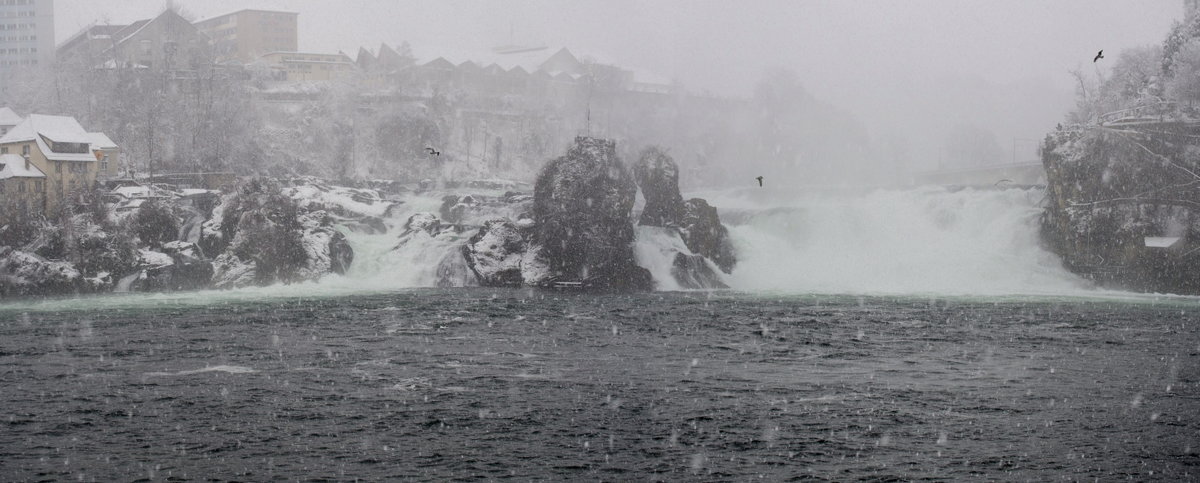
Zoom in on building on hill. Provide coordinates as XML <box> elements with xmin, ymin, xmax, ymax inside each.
<box><xmin>0</xmin><ymin>114</ymin><xmax>116</xmax><ymax>215</ymax></box>
<box><xmin>0</xmin><ymin>0</ymin><xmax>53</xmax><ymax>82</ymax></box>
<box><xmin>259</xmin><ymin>51</ymin><xmax>356</xmax><ymax>81</ymax></box>
<box><xmin>0</xmin><ymin>153</ymin><xmax>47</xmax><ymax>218</ymax></box>
<box><xmin>58</xmin><ymin>9</ymin><xmax>213</xmax><ymax>72</ymax></box>
<box><xmin>86</xmin><ymin>132</ymin><xmax>120</xmax><ymax>181</ymax></box>
<box><xmin>356</xmin><ymin>47</ymin><xmax>376</xmax><ymax>70</ymax></box>
<box><xmin>194</xmin><ymin>9</ymin><xmax>298</xmax><ymax>63</ymax></box>
<box><xmin>0</xmin><ymin>107</ymin><xmax>22</xmax><ymax>136</ymax></box>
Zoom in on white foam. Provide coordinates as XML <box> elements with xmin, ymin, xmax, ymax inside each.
<box><xmin>713</xmin><ymin>186</ymin><xmax>1090</xmax><ymax>296</ymax></box>
<box><xmin>145</xmin><ymin>365</ymin><xmax>257</xmax><ymax>377</ymax></box>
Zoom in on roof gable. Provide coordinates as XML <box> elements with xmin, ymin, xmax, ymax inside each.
<box><xmin>0</xmin><ymin>115</ymin><xmax>104</xmax><ymax>163</ymax></box>
<box><xmin>0</xmin><ymin>107</ymin><xmax>21</xmax><ymax>126</ymax></box>
<box><xmin>0</xmin><ymin>153</ymin><xmax>46</xmax><ymax>179</ymax></box>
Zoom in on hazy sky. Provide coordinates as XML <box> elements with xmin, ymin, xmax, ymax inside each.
<box><xmin>55</xmin><ymin>1</ymin><xmax>1183</xmax><ymax>95</ymax></box>
<box><xmin>53</xmin><ymin>0</ymin><xmax>1187</xmax><ymax>167</ymax></box>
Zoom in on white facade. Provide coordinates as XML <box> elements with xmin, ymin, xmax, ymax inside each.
<box><xmin>0</xmin><ymin>0</ymin><xmax>53</xmax><ymax>77</ymax></box>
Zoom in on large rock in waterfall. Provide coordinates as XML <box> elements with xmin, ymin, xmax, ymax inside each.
<box><xmin>680</xmin><ymin>198</ymin><xmax>737</xmax><ymax>274</ymax></box>
<box><xmin>531</xmin><ymin>137</ymin><xmax>652</xmax><ymax>290</ymax></box>
<box><xmin>1041</xmin><ymin>125</ymin><xmax>1200</xmax><ymax>294</ymax></box>
<box><xmin>462</xmin><ymin>218</ymin><xmax>547</xmax><ymax>286</ymax></box>
<box><xmin>631</xmin><ymin>146</ymin><xmax>737</xmax><ymax>287</ymax></box>
<box><xmin>632</xmin><ymin>147</ymin><xmax>685</xmax><ymax>227</ymax></box>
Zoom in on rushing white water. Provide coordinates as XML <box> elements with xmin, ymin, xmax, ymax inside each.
<box><xmin>4</xmin><ymin>185</ymin><xmax>1175</xmax><ymax>314</ymax></box>
<box><xmin>705</xmin><ymin>186</ymin><xmax>1088</xmax><ymax>296</ymax></box>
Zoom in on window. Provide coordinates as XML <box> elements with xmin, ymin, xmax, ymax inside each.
<box><xmin>18</xmin><ymin>180</ymin><xmax>24</xmax><ymax>192</ymax></box>
<box><xmin>21</xmin><ymin>144</ymin><xmax>28</xmax><ymax>155</ymax></box>
<box><xmin>1</xmin><ymin>147</ymin><xmax>7</xmax><ymax>154</ymax></box>
<box><xmin>55</xmin><ymin>161</ymin><xmax>60</xmax><ymax>173</ymax></box>
<box><xmin>100</xmin><ymin>155</ymin><xmax>109</xmax><ymax>172</ymax></box>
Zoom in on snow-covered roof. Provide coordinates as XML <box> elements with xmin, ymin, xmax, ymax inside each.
<box><xmin>115</xmin><ymin>198</ymin><xmax>146</xmax><ymax>211</ymax></box>
<box><xmin>0</xmin><ymin>153</ymin><xmax>46</xmax><ymax>179</ymax></box>
<box><xmin>113</xmin><ymin>185</ymin><xmax>153</xmax><ymax>199</ymax></box>
<box><xmin>418</xmin><ymin>46</ymin><xmax>580</xmax><ymax>76</ymax></box>
<box><xmin>1145</xmin><ymin>236</ymin><xmax>1183</xmax><ymax>248</ymax></box>
<box><xmin>0</xmin><ymin>107</ymin><xmax>21</xmax><ymax>127</ymax></box>
<box><xmin>0</xmin><ymin>114</ymin><xmax>99</xmax><ymax>163</ymax></box>
<box><xmin>87</xmin><ymin>132</ymin><xmax>118</xmax><ymax>149</ymax></box>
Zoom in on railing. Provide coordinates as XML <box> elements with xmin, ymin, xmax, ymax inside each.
<box><xmin>1098</xmin><ymin>101</ymin><xmax>1178</xmax><ymax>125</ymax></box>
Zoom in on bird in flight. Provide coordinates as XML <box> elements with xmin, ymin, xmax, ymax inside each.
<box><xmin>425</xmin><ymin>147</ymin><xmax>441</xmax><ymax>156</ymax></box>
<box><xmin>1093</xmin><ymin>50</ymin><xmax>1104</xmax><ymax>62</ymax></box>
<box><xmin>755</xmin><ymin>176</ymin><xmax>764</xmax><ymax>187</ymax></box>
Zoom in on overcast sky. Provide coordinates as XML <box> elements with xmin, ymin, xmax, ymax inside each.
<box><xmin>56</xmin><ymin>1</ymin><xmax>1182</xmax><ymax>95</ymax></box>
<box><xmin>53</xmin><ymin>0</ymin><xmax>1187</xmax><ymax>167</ymax></box>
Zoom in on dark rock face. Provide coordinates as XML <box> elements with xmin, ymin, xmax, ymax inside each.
<box><xmin>533</xmin><ymin>137</ymin><xmax>652</xmax><ymax>291</ymax></box>
<box><xmin>137</xmin><ymin>241</ymin><xmax>214</xmax><ymax>291</ymax></box>
<box><xmin>632</xmin><ymin>147</ymin><xmax>685</xmax><ymax>227</ymax></box>
<box><xmin>1041</xmin><ymin>127</ymin><xmax>1200</xmax><ymax>293</ymax></box>
<box><xmin>680</xmin><ymin>198</ymin><xmax>738</xmax><ymax>274</ymax></box>
<box><xmin>671</xmin><ymin>253</ymin><xmax>728</xmax><ymax>289</ymax></box>
<box><xmin>327</xmin><ymin>231</ymin><xmax>354</xmax><ymax>275</ymax></box>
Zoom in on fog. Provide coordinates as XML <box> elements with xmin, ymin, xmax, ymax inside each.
<box><xmin>53</xmin><ymin>0</ymin><xmax>1181</xmax><ymax>175</ymax></box>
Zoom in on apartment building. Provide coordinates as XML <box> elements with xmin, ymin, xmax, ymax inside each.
<box><xmin>0</xmin><ymin>0</ymin><xmax>53</xmax><ymax>78</ymax></box>
<box><xmin>194</xmin><ymin>9</ymin><xmax>297</xmax><ymax>63</ymax></box>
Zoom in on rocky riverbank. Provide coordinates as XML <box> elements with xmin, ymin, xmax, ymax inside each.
<box><xmin>1041</xmin><ymin>124</ymin><xmax>1200</xmax><ymax>294</ymax></box>
<box><xmin>1</xmin><ymin>137</ymin><xmax>739</xmax><ymax>298</ymax></box>
<box><xmin>0</xmin><ymin>178</ymin><xmax>377</xmax><ymax>298</ymax></box>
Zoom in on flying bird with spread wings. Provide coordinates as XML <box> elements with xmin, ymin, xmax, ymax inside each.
<box><xmin>755</xmin><ymin>176</ymin><xmax>764</xmax><ymax>187</ymax></box>
<box><xmin>1093</xmin><ymin>50</ymin><xmax>1104</xmax><ymax>62</ymax></box>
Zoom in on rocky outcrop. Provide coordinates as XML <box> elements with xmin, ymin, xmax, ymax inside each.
<box><xmin>1041</xmin><ymin>126</ymin><xmax>1200</xmax><ymax>293</ymax></box>
<box><xmin>461</xmin><ymin>218</ymin><xmax>549</xmax><ymax>287</ymax></box>
<box><xmin>0</xmin><ymin>246</ymin><xmax>87</xmax><ymax>296</ymax></box>
<box><xmin>629</xmin><ymin>146</ymin><xmax>737</xmax><ymax>288</ymax></box>
<box><xmin>632</xmin><ymin>147</ymin><xmax>685</xmax><ymax>227</ymax></box>
<box><xmin>532</xmin><ymin>137</ymin><xmax>652</xmax><ymax>291</ymax></box>
<box><xmin>680</xmin><ymin>198</ymin><xmax>737</xmax><ymax>274</ymax></box>
<box><xmin>202</xmin><ymin>178</ymin><xmax>354</xmax><ymax>288</ymax></box>
<box><xmin>463</xmin><ymin>219</ymin><xmax>527</xmax><ymax>286</ymax></box>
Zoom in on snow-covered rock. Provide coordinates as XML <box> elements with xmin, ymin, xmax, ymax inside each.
<box><xmin>463</xmin><ymin>218</ymin><xmax>528</xmax><ymax>286</ymax></box>
<box><xmin>211</xmin><ymin>253</ymin><xmax>257</xmax><ymax>289</ymax></box>
<box><xmin>404</xmin><ymin>212</ymin><xmax>442</xmax><ymax>236</ymax></box>
<box><xmin>0</xmin><ymin>246</ymin><xmax>84</xmax><ymax>296</ymax></box>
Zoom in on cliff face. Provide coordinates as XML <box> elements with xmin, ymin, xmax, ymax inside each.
<box><xmin>1041</xmin><ymin>126</ymin><xmax>1200</xmax><ymax>293</ymax></box>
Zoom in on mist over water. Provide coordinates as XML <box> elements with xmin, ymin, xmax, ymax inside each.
<box><xmin>711</xmin><ymin>186</ymin><xmax>1088</xmax><ymax>296</ymax></box>
<box><xmin>0</xmin><ymin>186</ymin><xmax>1119</xmax><ymax>315</ymax></box>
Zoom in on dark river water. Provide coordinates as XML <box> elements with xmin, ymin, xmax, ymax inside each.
<box><xmin>1</xmin><ymin>289</ymin><xmax>1198</xmax><ymax>481</ymax></box>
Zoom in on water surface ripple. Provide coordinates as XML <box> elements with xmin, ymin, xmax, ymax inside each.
<box><xmin>1</xmin><ymin>290</ymin><xmax>1197</xmax><ymax>481</ymax></box>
